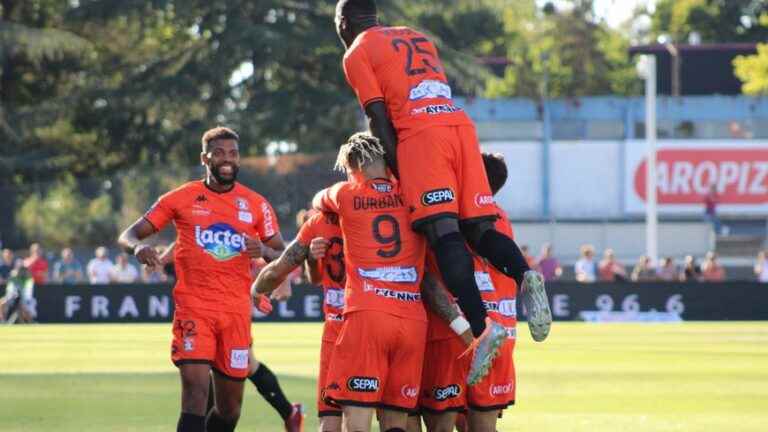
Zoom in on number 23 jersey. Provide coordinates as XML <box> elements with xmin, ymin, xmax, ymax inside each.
<box><xmin>314</xmin><ymin>178</ymin><xmax>426</xmax><ymax>322</ymax></box>
<box><xmin>145</xmin><ymin>181</ymin><xmax>280</xmax><ymax>316</ymax></box>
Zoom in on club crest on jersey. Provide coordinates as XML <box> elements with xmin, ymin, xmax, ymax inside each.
<box><xmin>371</xmin><ymin>182</ymin><xmax>393</xmax><ymax>193</ymax></box>
<box><xmin>194</xmin><ymin>223</ymin><xmax>245</xmax><ymax>261</ymax></box>
<box><xmin>409</xmin><ymin>80</ymin><xmax>452</xmax><ymax>101</ymax></box>
<box><xmin>421</xmin><ymin>188</ymin><xmax>455</xmax><ymax>206</ymax></box>
<box><xmin>235</xmin><ymin>198</ymin><xmax>249</xmax><ymax>210</ymax></box>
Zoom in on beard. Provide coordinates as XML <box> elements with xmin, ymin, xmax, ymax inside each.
<box><xmin>210</xmin><ymin>162</ymin><xmax>239</xmax><ymax>186</ymax></box>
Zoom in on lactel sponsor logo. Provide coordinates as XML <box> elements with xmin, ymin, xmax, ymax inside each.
<box><xmin>358</xmin><ymin>266</ymin><xmax>418</xmax><ymax>283</ymax></box>
<box><xmin>409</xmin><ymin>80</ymin><xmax>452</xmax><ymax>101</ymax></box>
<box><xmin>195</xmin><ymin>224</ymin><xmax>244</xmax><ymax>261</ymax></box>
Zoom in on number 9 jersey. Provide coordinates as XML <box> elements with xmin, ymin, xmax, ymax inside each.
<box><xmin>343</xmin><ymin>26</ymin><xmax>472</xmax><ymax>142</ymax></box>
<box><xmin>313</xmin><ymin>178</ymin><xmax>427</xmax><ymax>323</ymax></box>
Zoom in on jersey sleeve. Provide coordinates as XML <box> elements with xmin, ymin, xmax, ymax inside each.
<box><xmin>312</xmin><ymin>182</ymin><xmax>346</xmax><ymax>214</ymax></box>
<box><xmin>296</xmin><ymin>213</ymin><xmax>322</xmax><ymax>246</ymax></box>
<box><xmin>144</xmin><ymin>191</ymin><xmax>176</xmax><ymax>232</ymax></box>
<box><xmin>343</xmin><ymin>44</ymin><xmax>384</xmax><ymax>109</ymax></box>
<box><xmin>255</xmin><ymin>198</ymin><xmax>280</xmax><ymax>241</ymax></box>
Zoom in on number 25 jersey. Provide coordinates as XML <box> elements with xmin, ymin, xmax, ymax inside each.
<box><xmin>314</xmin><ymin>178</ymin><xmax>426</xmax><ymax>322</ymax></box>
<box><xmin>343</xmin><ymin>26</ymin><xmax>472</xmax><ymax>141</ymax></box>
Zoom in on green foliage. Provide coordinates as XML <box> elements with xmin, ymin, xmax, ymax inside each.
<box><xmin>734</xmin><ymin>43</ymin><xmax>768</xmax><ymax>95</ymax></box>
<box><xmin>15</xmin><ymin>176</ymin><xmax>115</xmax><ymax>247</ymax></box>
<box><xmin>485</xmin><ymin>0</ymin><xmax>637</xmax><ymax>98</ymax></box>
<box><xmin>651</xmin><ymin>0</ymin><xmax>768</xmax><ymax>43</ymax></box>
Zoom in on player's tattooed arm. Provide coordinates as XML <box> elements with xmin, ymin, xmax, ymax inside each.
<box><xmin>365</xmin><ymin>101</ymin><xmax>400</xmax><ymax>178</ymax></box>
<box><xmin>420</xmin><ymin>271</ymin><xmax>460</xmax><ymax>324</ymax></box>
<box><xmin>253</xmin><ymin>239</ymin><xmax>309</xmax><ymax>295</ymax></box>
<box><xmin>260</xmin><ymin>232</ymin><xmax>287</xmax><ymax>263</ymax></box>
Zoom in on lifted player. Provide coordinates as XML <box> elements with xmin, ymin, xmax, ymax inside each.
<box><xmin>118</xmin><ymin>127</ymin><xmax>286</xmax><ymax>432</ymax></box>
<box><xmin>333</xmin><ymin>0</ymin><xmax>551</xmax><ymax>384</ymax></box>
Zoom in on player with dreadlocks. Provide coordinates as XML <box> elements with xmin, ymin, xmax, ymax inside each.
<box><xmin>300</xmin><ymin>132</ymin><xmax>470</xmax><ymax>432</ymax></box>
<box><xmin>333</xmin><ymin>0</ymin><xmax>551</xmax><ymax>385</ymax></box>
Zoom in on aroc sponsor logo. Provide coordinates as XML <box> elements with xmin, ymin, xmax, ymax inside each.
<box><xmin>433</xmin><ymin>384</ymin><xmax>462</xmax><ymax>401</ymax></box>
<box><xmin>633</xmin><ymin>149</ymin><xmax>768</xmax><ymax>204</ymax></box>
<box><xmin>422</xmin><ymin>188</ymin><xmax>455</xmax><ymax>206</ymax></box>
<box><xmin>401</xmin><ymin>384</ymin><xmax>419</xmax><ymax>399</ymax></box>
<box><xmin>371</xmin><ymin>182</ymin><xmax>393</xmax><ymax>193</ymax></box>
<box><xmin>474</xmin><ymin>193</ymin><xmax>494</xmax><ymax>207</ymax></box>
<box><xmin>489</xmin><ymin>382</ymin><xmax>514</xmax><ymax>397</ymax></box>
<box><xmin>347</xmin><ymin>376</ymin><xmax>380</xmax><ymax>393</ymax></box>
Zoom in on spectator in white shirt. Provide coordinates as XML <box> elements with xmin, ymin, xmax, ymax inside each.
<box><xmin>87</xmin><ymin>246</ymin><xmax>113</xmax><ymax>284</ymax></box>
<box><xmin>110</xmin><ymin>253</ymin><xmax>139</xmax><ymax>283</ymax></box>
<box><xmin>755</xmin><ymin>251</ymin><xmax>768</xmax><ymax>283</ymax></box>
<box><xmin>575</xmin><ymin>244</ymin><xmax>597</xmax><ymax>283</ymax></box>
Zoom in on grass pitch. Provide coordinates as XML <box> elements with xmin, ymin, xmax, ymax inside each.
<box><xmin>1</xmin><ymin>322</ymin><xmax>767</xmax><ymax>431</ymax></box>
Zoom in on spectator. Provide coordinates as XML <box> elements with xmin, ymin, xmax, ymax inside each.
<box><xmin>701</xmin><ymin>251</ymin><xmax>726</xmax><ymax>282</ymax></box>
<box><xmin>656</xmin><ymin>257</ymin><xmax>678</xmax><ymax>281</ymax></box>
<box><xmin>681</xmin><ymin>255</ymin><xmax>702</xmax><ymax>282</ymax></box>
<box><xmin>52</xmin><ymin>248</ymin><xmax>84</xmax><ymax>284</ymax></box>
<box><xmin>704</xmin><ymin>184</ymin><xmax>721</xmax><ymax>235</ymax></box>
<box><xmin>574</xmin><ymin>244</ymin><xmax>597</xmax><ymax>283</ymax></box>
<box><xmin>631</xmin><ymin>256</ymin><xmax>657</xmax><ymax>282</ymax></box>
<box><xmin>110</xmin><ymin>253</ymin><xmax>139</xmax><ymax>283</ymax></box>
<box><xmin>23</xmin><ymin>243</ymin><xmax>49</xmax><ymax>285</ymax></box>
<box><xmin>536</xmin><ymin>243</ymin><xmax>562</xmax><ymax>282</ymax></box>
<box><xmin>598</xmin><ymin>249</ymin><xmax>627</xmax><ymax>282</ymax></box>
<box><xmin>0</xmin><ymin>249</ymin><xmax>14</xmax><ymax>285</ymax></box>
<box><xmin>756</xmin><ymin>251</ymin><xmax>768</xmax><ymax>283</ymax></box>
<box><xmin>521</xmin><ymin>245</ymin><xmax>536</xmax><ymax>268</ymax></box>
<box><xmin>87</xmin><ymin>246</ymin><xmax>113</xmax><ymax>284</ymax></box>
<box><xmin>0</xmin><ymin>264</ymin><xmax>35</xmax><ymax>323</ymax></box>
<box><xmin>142</xmin><ymin>246</ymin><xmax>169</xmax><ymax>283</ymax></box>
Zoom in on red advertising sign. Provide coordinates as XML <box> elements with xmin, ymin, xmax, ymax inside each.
<box><xmin>634</xmin><ymin>149</ymin><xmax>768</xmax><ymax>204</ymax></box>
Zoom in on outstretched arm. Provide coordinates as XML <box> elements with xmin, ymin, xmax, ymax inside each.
<box><xmin>420</xmin><ymin>272</ymin><xmax>473</xmax><ymax>346</ymax></box>
<box><xmin>253</xmin><ymin>239</ymin><xmax>309</xmax><ymax>295</ymax></box>
<box><xmin>365</xmin><ymin>101</ymin><xmax>399</xmax><ymax>178</ymax></box>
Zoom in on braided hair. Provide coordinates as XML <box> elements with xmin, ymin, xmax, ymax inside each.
<box><xmin>335</xmin><ymin>132</ymin><xmax>385</xmax><ymax>172</ymax></box>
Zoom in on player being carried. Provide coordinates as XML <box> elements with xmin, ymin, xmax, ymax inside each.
<box><xmin>333</xmin><ymin>0</ymin><xmax>552</xmax><ymax>384</ymax></box>
<box><xmin>255</xmin><ymin>133</ymin><xmax>471</xmax><ymax>432</ymax></box>
<box><xmin>118</xmin><ymin>127</ymin><xmax>289</xmax><ymax>432</ymax></box>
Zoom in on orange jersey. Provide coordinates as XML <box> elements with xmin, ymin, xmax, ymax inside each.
<box><xmin>315</xmin><ymin>178</ymin><xmax>427</xmax><ymax>322</ymax></box>
<box><xmin>343</xmin><ymin>26</ymin><xmax>472</xmax><ymax>141</ymax></box>
<box><xmin>426</xmin><ymin>204</ymin><xmax>518</xmax><ymax>341</ymax></box>
<box><xmin>296</xmin><ymin>211</ymin><xmax>345</xmax><ymax>341</ymax></box>
<box><xmin>145</xmin><ymin>181</ymin><xmax>280</xmax><ymax>316</ymax></box>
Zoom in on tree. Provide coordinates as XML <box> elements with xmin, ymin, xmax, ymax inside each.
<box><xmin>485</xmin><ymin>0</ymin><xmax>638</xmax><ymax>98</ymax></box>
<box><xmin>734</xmin><ymin>43</ymin><xmax>768</xmax><ymax>95</ymax></box>
<box><xmin>651</xmin><ymin>0</ymin><xmax>768</xmax><ymax>43</ymax></box>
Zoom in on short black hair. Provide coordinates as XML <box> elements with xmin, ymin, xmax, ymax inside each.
<box><xmin>482</xmin><ymin>152</ymin><xmax>508</xmax><ymax>195</ymax></box>
<box><xmin>201</xmin><ymin>126</ymin><xmax>239</xmax><ymax>152</ymax></box>
<box><xmin>337</xmin><ymin>0</ymin><xmax>377</xmax><ymax>18</ymax></box>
